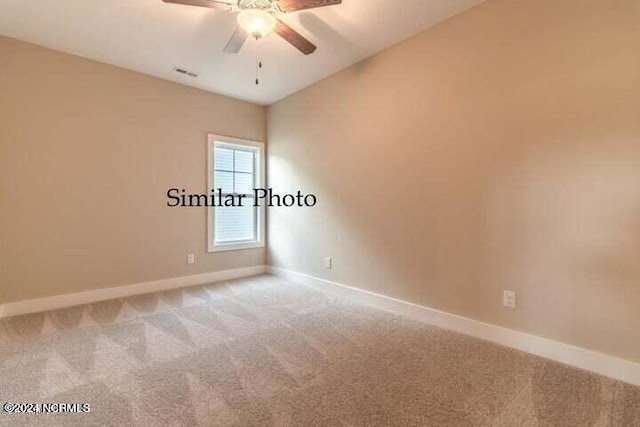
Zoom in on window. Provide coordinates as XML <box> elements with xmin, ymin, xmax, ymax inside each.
<box><xmin>208</xmin><ymin>135</ymin><xmax>265</xmax><ymax>252</ymax></box>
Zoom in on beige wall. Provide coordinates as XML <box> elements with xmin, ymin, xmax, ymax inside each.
<box><xmin>0</xmin><ymin>36</ymin><xmax>266</xmax><ymax>304</ymax></box>
<box><xmin>267</xmin><ymin>0</ymin><xmax>640</xmax><ymax>362</ymax></box>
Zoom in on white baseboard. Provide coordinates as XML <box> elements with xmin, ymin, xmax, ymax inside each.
<box><xmin>267</xmin><ymin>266</ymin><xmax>640</xmax><ymax>387</ymax></box>
<box><xmin>0</xmin><ymin>265</ymin><xmax>267</xmax><ymax>319</ymax></box>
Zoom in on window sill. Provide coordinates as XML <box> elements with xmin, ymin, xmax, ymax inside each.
<box><xmin>208</xmin><ymin>241</ymin><xmax>265</xmax><ymax>253</ymax></box>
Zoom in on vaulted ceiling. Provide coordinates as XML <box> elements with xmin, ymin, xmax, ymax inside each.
<box><xmin>0</xmin><ymin>0</ymin><xmax>485</xmax><ymax>105</ymax></box>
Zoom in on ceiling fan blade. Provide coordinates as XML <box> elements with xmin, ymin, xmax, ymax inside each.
<box><xmin>162</xmin><ymin>0</ymin><xmax>234</xmax><ymax>10</ymax></box>
<box><xmin>224</xmin><ymin>26</ymin><xmax>249</xmax><ymax>54</ymax></box>
<box><xmin>275</xmin><ymin>21</ymin><xmax>317</xmax><ymax>55</ymax></box>
<box><xmin>278</xmin><ymin>0</ymin><xmax>341</xmax><ymax>13</ymax></box>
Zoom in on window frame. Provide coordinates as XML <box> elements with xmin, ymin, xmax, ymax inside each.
<box><xmin>207</xmin><ymin>134</ymin><xmax>265</xmax><ymax>253</ymax></box>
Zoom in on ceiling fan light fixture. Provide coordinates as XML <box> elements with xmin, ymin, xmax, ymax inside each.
<box><xmin>237</xmin><ymin>9</ymin><xmax>276</xmax><ymax>39</ymax></box>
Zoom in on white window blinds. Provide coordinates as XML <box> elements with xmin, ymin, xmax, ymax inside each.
<box><xmin>211</xmin><ymin>141</ymin><xmax>262</xmax><ymax>248</ymax></box>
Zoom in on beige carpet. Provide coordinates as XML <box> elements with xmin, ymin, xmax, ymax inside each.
<box><xmin>0</xmin><ymin>275</ymin><xmax>638</xmax><ymax>426</ymax></box>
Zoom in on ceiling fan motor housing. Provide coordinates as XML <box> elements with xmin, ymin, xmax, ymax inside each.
<box><xmin>238</xmin><ymin>0</ymin><xmax>282</xmax><ymax>13</ymax></box>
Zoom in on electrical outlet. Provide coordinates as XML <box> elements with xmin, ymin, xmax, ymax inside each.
<box><xmin>325</xmin><ymin>257</ymin><xmax>332</xmax><ymax>270</ymax></box>
<box><xmin>187</xmin><ymin>254</ymin><xmax>195</xmax><ymax>265</ymax></box>
<box><xmin>503</xmin><ymin>290</ymin><xmax>516</xmax><ymax>309</ymax></box>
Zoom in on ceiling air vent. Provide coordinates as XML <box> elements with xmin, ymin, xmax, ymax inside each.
<box><xmin>173</xmin><ymin>67</ymin><xmax>198</xmax><ymax>78</ymax></box>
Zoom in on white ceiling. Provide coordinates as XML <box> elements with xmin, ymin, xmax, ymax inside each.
<box><xmin>0</xmin><ymin>0</ymin><xmax>484</xmax><ymax>105</ymax></box>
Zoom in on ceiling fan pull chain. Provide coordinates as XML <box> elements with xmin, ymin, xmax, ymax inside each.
<box><xmin>255</xmin><ymin>41</ymin><xmax>259</xmax><ymax>85</ymax></box>
<box><xmin>255</xmin><ymin>40</ymin><xmax>263</xmax><ymax>85</ymax></box>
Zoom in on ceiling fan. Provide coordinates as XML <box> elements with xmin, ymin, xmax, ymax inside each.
<box><xmin>162</xmin><ymin>0</ymin><xmax>342</xmax><ymax>55</ymax></box>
